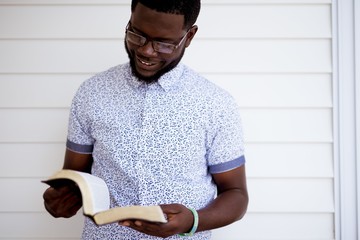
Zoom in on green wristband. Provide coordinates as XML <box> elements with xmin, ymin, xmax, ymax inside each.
<box><xmin>179</xmin><ymin>208</ymin><xmax>199</xmax><ymax>237</ymax></box>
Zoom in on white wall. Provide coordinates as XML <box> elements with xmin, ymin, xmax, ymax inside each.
<box><xmin>0</xmin><ymin>0</ymin><xmax>336</xmax><ymax>239</ymax></box>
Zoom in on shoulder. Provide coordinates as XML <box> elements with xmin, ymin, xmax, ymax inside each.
<box><xmin>181</xmin><ymin>65</ymin><xmax>238</xmax><ymax>108</ymax></box>
<box><xmin>75</xmin><ymin>64</ymin><xmax>128</xmax><ymax>97</ymax></box>
<box><xmin>81</xmin><ymin>64</ymin><xmax>127</xmax><ymax>89</ymax></box>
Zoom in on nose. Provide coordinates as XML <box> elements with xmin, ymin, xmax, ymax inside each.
<box><xmin>138</xmin><ymin>41</ymin><xmax>157</xmax><ymax>56</ymax></box>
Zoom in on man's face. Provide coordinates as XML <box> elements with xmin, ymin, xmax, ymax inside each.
<box><xmin>125</xmin><ymin>3</ymin><xmax>197</xmax><ymax>83</ymax></box>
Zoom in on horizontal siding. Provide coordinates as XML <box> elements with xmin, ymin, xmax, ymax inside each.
<box><xmin>0</xmin><ymin>73</ymin><xmax>332</xmax><ymax>108</ymax></box>
<box><xmin>0</xmin><ymin>109</ymin><xmax>69</xmax><ymax>142</ymax></box>
<box><xmin>0</xmin><ymin>0</ymin><xmax>333</xmax><ymax>5</ymax></box>
<box><xmin>0</xmin><ymin>143</ymin><xmax>65</xmax><ymax>177</ymax></box>
<box><xmin>245</xmin><ymin>143</ymin><xmax>333</xmax><ymax>178</ymax></box>
<box><xmin>187</xmin><ymin>39</ymin><xmax>332</xmax><ymax>73</ymax></box>
<box><xmin>0</xmin><ymin>5</ymin><xmax>331</xmax><ymax>39</ymax></box>
<box><xmin>0</xmin><ymin>178</ymin><xmax>333</xmax><ymax>213</ymax></box>
<box><xmin>199</xmin><ymin>5</ymin><xmax>331</xmax><ymax>38</ymax></box>
<box><xmin>0</xmin><ymin>39</ymin><xmax>332</xmax><ymax>73</ymax></box>
<box><xmin>208</xmin><ymin>73</ymin><xmax>332</xmax><ymax>108</ymax></box>
<box><xmin>0</xmin><ymin>5</ymin><xmax>131</xmax><ymax>39</ymax></box>
<box><xmin>0</xmin><ymin>213</ymin><xmax>333</xmax><ymax>240</ymax></box>
<box><xmin>212</xmin><ymin>213</ymin><xmax>334</xmax><ymax>240</ymax></box>
<box><xmin>248</xmin><ymin>178</ymin><xmax>334</xmax><ymax>212</ymax></box>
<box><xmin>0</xmin><ymin>74</ymin><xmax>82</xmax><ymax>108</ymax></box>
<box><xmin>0</xmin><ymin>1</ymin><xmax>334</xmax><ymax>239</ymax></box>
<box><xmin>0</xmin><ymin>143</ymin><xmax>333</xmax><ymax>178</ymax></box>
<box><xmin>0</xmin><ymin>213</ymin><xmax>83</xmax><ymax>239</ymax></box>
<box><xmin>0</xmin><ymin>108</ymin><xmax>333</xmax><ymax>143</ymax></box>
<box><xmin>243</xmin><ymin>108</ymin><xmax>333</xmax><ymax>142</ymax></box>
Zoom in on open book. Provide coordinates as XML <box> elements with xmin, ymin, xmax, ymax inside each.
<box><xmin>42</xmin><ymin>169</ymin><xmax>167</xmax><ymax>225</ymax></box>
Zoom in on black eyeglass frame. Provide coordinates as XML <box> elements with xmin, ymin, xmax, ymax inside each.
<box><xmin>125</xmin><ymin>22</ymin><xmax>191</xmax><ymax>54</ymax></box>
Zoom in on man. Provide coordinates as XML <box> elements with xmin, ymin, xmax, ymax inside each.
<box><xmin>43</xmin><ymin>0</ymin><xmax>248</xmax><ymax>239</ymax></box>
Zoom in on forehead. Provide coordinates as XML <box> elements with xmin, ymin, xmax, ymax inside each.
<box><xmin>131</xmin><ymin>3</ymin><xmax>185</xmax><ymax>38</ymax></box>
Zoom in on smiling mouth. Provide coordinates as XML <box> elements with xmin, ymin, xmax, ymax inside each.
<box><xmin>138</xmin><ymin>57</ymin><xmax>156</xmax><ymax>67</ymax></box>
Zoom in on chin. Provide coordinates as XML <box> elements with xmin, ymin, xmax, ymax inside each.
<box><xmin>132</xmin><ymin>63</ymin><xmax>161</xmax><ymax>83</ymax></box>
<box><xmin>125</xmin><ymin>41</ymin><xmax>185</xmax><ymax>84</ymax></box>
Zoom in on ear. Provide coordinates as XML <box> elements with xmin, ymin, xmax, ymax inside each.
<box><xmin>185</xmin><ymin>25</ymin><xmax>198</xmax><ymax>48</ymax></box>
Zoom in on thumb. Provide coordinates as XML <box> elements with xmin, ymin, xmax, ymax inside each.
<box><xmin>160</xmin><ymin>204</ymin><xmax>185</xmax><ymax>214</ymax></box>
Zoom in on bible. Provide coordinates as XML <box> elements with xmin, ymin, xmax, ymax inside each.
<box><xmin>42</xmin><ymin>169</ymin><xmax>167</xmax><ymax>225</ymax></box>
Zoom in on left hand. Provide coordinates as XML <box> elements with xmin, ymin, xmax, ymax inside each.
<box><xmin>119</xmin><ymin>203</ymin><xmax>194</xmax><ymax>238</ymax></box>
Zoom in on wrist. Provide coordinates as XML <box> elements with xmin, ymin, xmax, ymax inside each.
<box><xmin>179</xmin><ymin>208</ymin><xmax>199</xmax><ymax>237</ymax></box>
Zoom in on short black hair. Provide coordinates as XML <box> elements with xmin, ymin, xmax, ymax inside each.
<box><xmin>131</xmin><ymin>0</ymin><xmax>201</xmax><ymax>29</ymax></box>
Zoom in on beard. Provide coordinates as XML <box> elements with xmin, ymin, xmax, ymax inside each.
<box><xmin>125</xmin><ymin>40</ymin><xmax>185</xmax><ymax>84</ymax></box>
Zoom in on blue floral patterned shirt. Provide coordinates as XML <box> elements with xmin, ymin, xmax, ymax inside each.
<box><xmin>66</xmin><ymin>62</ymin><xmax>245</xmax><ymax>239</ymax></box>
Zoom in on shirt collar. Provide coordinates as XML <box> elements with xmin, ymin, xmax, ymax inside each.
<box><xmin>125</xmin><ymin>63</ymin><xmax>184</xmax><ymax>92</ymax></box>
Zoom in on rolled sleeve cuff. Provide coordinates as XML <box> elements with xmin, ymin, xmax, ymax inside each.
<box><xmin>209</xmin><ymin>155</ymin><xmax>245</xmax><ymax>174</ymax></box>
<box><xmin>66</xmin><ymin>139</ymin><xmax>94</xmax><ymax>154</ymax></box>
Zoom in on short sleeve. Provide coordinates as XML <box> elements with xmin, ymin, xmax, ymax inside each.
<box><xmin>206</xmin><ymin>96</ymin><xmax>245</xmax><ymax>174</ymax></box>
<box><xmin>66</xmin><ymin>83</ymin><xmax>95</xmax><ymax>154</ymax></box>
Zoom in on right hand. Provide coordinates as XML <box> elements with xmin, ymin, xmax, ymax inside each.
<box><xmin>43</xmin><ymin>182</ymin><xmax>82</xmax><ymax>218</ymax></box>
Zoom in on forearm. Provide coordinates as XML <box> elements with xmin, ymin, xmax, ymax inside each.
<box><xmin>196</xmin><ymin>188</ymin><xmax>248</xmax><ymax>232</ymax></box>
<box><xmin>63</xmin><ymin>149</ymin><xmax>93</xmax><ymax>173</ymax></box>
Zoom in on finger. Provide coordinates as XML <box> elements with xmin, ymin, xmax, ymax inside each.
<box><xmin>61</xmin><ymin>189</ymin><xmax>82</xmax><ymax>203</ymax></box>
<box><xmin>44</xmin><ymin>200</ymin><xmax>58</xmax><ymax>217</ymax></box>
<box><xmin>43</xmin><ymin>186</ymin><xmax>76</xmax><ymax>202</ymax></box>
<box><xmin>43</xmin><ymin>187</ymin><xmax>61</xmax><ymax>201</ymax></box>
<box><xmin>64</xmin><ymin>201</ymin><xmax>83</xmax><ymax>218</ymax></box>
<box><xmin>119</xmin><ymin>220</ymin><xmax>132</xmax><ymax>227</ymax></box>
<box><xmin>160</xmin><ymin>203</ymin><xmax>184</xmax><ymax>214</ymax></box>
<box><xmin>134</xmin><ymin>220</ymin><xmax>142</xmax><ymax>227</ymax></box>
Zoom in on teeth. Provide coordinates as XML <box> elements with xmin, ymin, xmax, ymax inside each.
<box><xmin>139</xmin><ymin>58</ymin><xmax>154</xmax><ymax>66</ymax></box>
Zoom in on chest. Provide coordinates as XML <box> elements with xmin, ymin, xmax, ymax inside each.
<box><xmin>88</xmin><ymin>87</ymin><xmax>208</xmax><ymax>158</ymax></box>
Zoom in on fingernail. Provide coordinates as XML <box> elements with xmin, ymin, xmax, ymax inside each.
<box><xmin>120</xmin><ymin>221</ymin><xmax>130</xmax><ymax>227</ymax></box>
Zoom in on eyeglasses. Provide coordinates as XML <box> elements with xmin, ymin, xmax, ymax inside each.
<box><xmin>125</xmin><ymin>22</ymin><xmax>190</xmax><ymax>54</ymax></box>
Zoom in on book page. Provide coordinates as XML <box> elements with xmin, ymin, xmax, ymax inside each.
<box><xmin>75</xmin><ymin>171</ymin><xmax>110</xmax><ymax>214</ymax></box>
<box><xmin>93</xmin><ymin>205</ymin><xmax>167</xmax><ymax>225</ymax></box>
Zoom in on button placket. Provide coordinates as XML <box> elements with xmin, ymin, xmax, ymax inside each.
<box><xmin>136</xmin><ymin>84</ymin><xmax>155</xmax><ymax>203</ymax></box>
